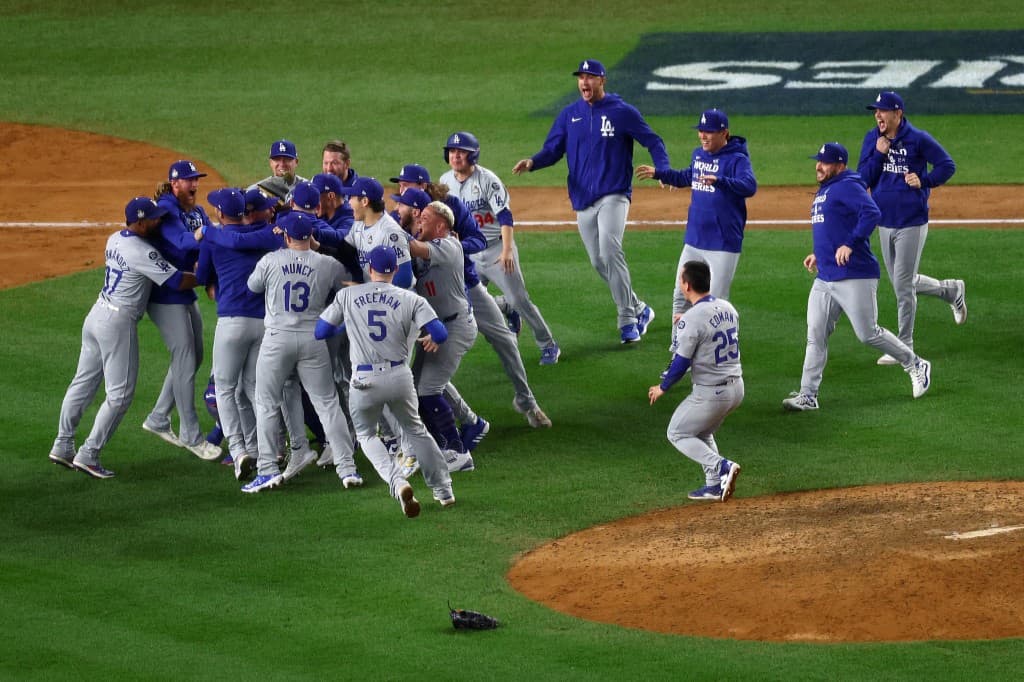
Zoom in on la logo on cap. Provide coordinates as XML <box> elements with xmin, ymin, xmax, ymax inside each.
<box><xmin>452</xmin><ymin>134</ymin><xmax>461</xmax><ymax>144</ymax></box>
<box><xmin>819</xmin><ymin>145</ymin><xmax>826</xmax><ymax>154</ymax></box>
<box><xmin>278</xmin><ymin>142</ymin><xmax>287</xmax><ymax>153</ymax></box>
<box><xmin>701</xmin><ymin>114</ymin><xmax>707</xmax><ymax>125</ymax></box>
<box><xmin>137</xmin><ymin>209</ymin><xmax>146</xmax><ymax>219</ymax></box>
<box><xmin>582</xmin><ymin>61</ymin><xmax>590</xmax><ymax>70</ymax></box>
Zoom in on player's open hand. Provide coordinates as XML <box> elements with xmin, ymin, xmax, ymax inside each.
<box><xmin>512</xmin><ymin>159</ymin><xmax>533</xmax><ymax>175</ymax></box>
<box><xmin>635</xmin><ymin>164</ymin><xmax>656</xmax><ymax>180</ymax></box>
<box><xmin>418</xmin><ymin>334</ymin><xmax>439</xmax><ymax>353</ymax></box>
<box><xmin>648</xmin><ymin>385</ymin><xmax>665</xmax><ymax>405</ymax></box>
<box><xmin>803</xmin><ymin>253</ymin><xmax>817</xmax><ymax>273</ymax></box>
<box><xmin>496</xmin><ymin>250</ymin><xmax>515</xmax><ymax>274</ymax></box>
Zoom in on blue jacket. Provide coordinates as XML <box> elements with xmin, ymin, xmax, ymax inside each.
<box><xmin>531</xmin><ymin>92</ymin><xmax>671</xmax><ymax>210</ymax></box>
<box><xmin>811</xmin><ymin>170</ymin><xmax>882</xmax><ymax>282</ymax></box>
<box><xmin>149</xmin><ymin>193</ymin><xmax>209</xmax><ymax>305</ymax></box>
<box><xmin>856</xmin><ymin>118</ymin><xmax>955</xmax><ymax>228</ymax></box>
<box><xmin>195</xmin><ymin>223</ymin><xmax>270</xmax><ymax>319</ymax></box>
<box><xmin>655</xmin><ymin>136</ymin><xmax>757</xmax><ymax>253</ymax></box>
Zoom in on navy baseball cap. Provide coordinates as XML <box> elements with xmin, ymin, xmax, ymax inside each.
<box><xmin>291</xmin><ymin>182</ymin><xmax>320</xmax><ymax>210</ymax></box>
<box><xmin>124</xmin><ymin>196</ymin><xmax>169</xmax><ymax>226</ymax></box>
<box><xmin>811</xmin><ymin>142</ymin><xmax>848</xmax><ymax>164</ymax></box>
<box><xmin>573</xmin><ymin>59</ymin><xmax>606</xmax><ymax>77</ymax></box>
<box><xmin>207</xmin><ymin>187</ymin><xmax>246</xmax><ymax>219</ymax></box>
<box><xmin>389</xmin><ymin>164</ymin><xmax>431</xmax><ymax>184</ymax></box>
<box><xmin>278</xmin><ymin>211</ymin><xmax>313</xmax><ymax>240</ymax></box>
<box><xmin>311</xmin><ymin>173</ymin><xmax>344</xmax><ymax>195</ymax></box>
<box><xmin>338</xmin><ymin>177</ymin><xmax>385</xmax><ymax>202</ymax></box>
<box><xmin>269</xmin><ymin>139</ymin><xmax>298</xmax><ymax>159</ymax></box>
<box><xmin>390</xmin><ymin>188</ymin><xmax>431</xmax><ymax>210</ymax></box>
<box><xmin>867</xmin><ymin>91</ymin><xmax>904</xmax><ymax>111</ymax></box>
<box><xmin>694</xmin><ymin>108</ymin><xmax>728</xmax><ymax>132</ymax></box>
<box><xmin>168</xmin><ymin>160</ymin><xmax>207</xmax><ymax>181</ymax></box>
<box><xmin>244</xmin><ymin>188</ymin><xmax>278</xmax><ymax>213</ymax></box>
<box><xmin>368</xmin><ymin>245</ymin><xmax>397</xmax><ymax>274</ymax></box>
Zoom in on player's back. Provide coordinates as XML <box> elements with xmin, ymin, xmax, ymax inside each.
<box><xmin>333</xmin><ymin>282</ymin><xmax>437</xmax><ymax>365</ymax></box>
<box><xmin>413</xmin><ymin>237</ymin><xmax>470</xmax><ymax>321</ymax></box>
<box><xmin>678</xmin><ymin>297</ymin><xmax>742</xmax><ymax>385</ymax></box>
<box><xmin>100</xmin><ymin>230</ymin><xmax>176</xmax><ymax>321</ymax></box>
<box><xmin>250</xmin><ymin>248</ymin><xmax>343</xmax><ymax>331</ymax></box>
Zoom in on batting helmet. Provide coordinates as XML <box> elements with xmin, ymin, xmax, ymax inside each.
<box><xmin>444</xmin><ymin>131</ymin><xmax>480</xmax><ymax>165</ymax></box>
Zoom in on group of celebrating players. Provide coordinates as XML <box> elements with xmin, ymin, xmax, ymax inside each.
<box><xmin>49</xmin><ymin>58</ymin><xmax>966</xmax><ymax>513</ymax></box>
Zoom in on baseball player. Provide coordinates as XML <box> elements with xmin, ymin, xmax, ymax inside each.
<box><xmin>856</xmin><ymin>91</ymin><xmax>965</xmax><ymax>365</ymax></box>
<box><xmin>248</xmin><ymin>139</ymin><xmax>309</xmax><ymax>204</ymax></box>
<box><xmin>321</xmin><ymin>139</ymin><xmax>359</xmax><ymax>225</ymax></box>
<box><xmin>316</xmin><ymin>245</ymin><xmax>456</xmax><ymax>514</ymax></box>
<box><xmin>648</xmin><ymin>261</ymin><xmax>743</xmax><ymax>502</ymax></box>
<box><xmin>440</xmin><ymin>131</ymin><xmax>561</xmax><ymax>365</ymax></box>
<box><xmin>405</xmin><ymin>199</ymin><xmax>477</xmax><ymax>472</ymax></box>
<box><xmin>49</xmin><ymin>197</ymin><xmax>197</xmax><ymax>478</ymax></box>
<box><xmin>514</xmin><ymin>59</ymin><xmax>669</xmax><ymax>344</ymax></box>
<box><xmin>391</xmin><ymin>166</ymin><xmax>551</xmax><ymax>430</ymax></box>
<box><xmin>195</xmin><ymin>187</ymin><xmax>272</xmax><ymax>480</ymax></box>
<box><xmin>635</xmin><ymin>108</ymin><xmax>757</xmax><ymax>328</ymax></box>
<box><xmin>142</xmin><ymin>160</ymin><xmax>221</xmax><ymax>461</ymax></box>
<box><xmin>240</xmin><ymin>211</ymin><xmax>361</xmax><ymax>493</ymax></box>
<box><xmin>783</xmin><ymin>143</ymin><xmax>932</xmax><ymax>412</ymax></box>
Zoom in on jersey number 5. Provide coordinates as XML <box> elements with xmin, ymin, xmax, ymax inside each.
<box><xmin>712</xmin><ymin>326</ymin><xmax>739</xmax><ymax>365</ymax></box>
<box><xmin>367</xmin><ymin>309</ymin><xmax>387</xmax><ymax>341</ymax></box>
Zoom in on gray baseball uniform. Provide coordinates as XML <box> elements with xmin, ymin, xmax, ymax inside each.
<box><xmin>247</xmin><ymin>248</ymin><xmax>356</xmax><ymax>478</ymax></box>
<box><xmin>577</xmin><ymin>193</ymin><xmax>646</xmax><ymax>328</ymax></box>
<box><xmin>665</xmin><ymin>296</ymin><xmax>744</xmax><ymax>486</ymax></box>
<box><xmin>53</xmin><ymin>231</ymin><xmax>178</xmax><ymax>468</ymax></box>
<box><xmin>344</xmin><ymin>213</ymin><xmax>411</xmax><ymax>279</ymax></box>
<box><xmin>440</xmin><ymin>164</ymin><xmax>556</xmax><ymax>349</ymax></box>
<box><xmin>320</xmin><ymin>282</ymin><xmax>452</xmax><ymax>497</ymax></box>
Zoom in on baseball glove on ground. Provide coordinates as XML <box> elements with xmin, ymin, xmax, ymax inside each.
<box><xmin>449</xmin><ymin>601</ymin><xmax>499</xmax><ymax>630</ymax></box>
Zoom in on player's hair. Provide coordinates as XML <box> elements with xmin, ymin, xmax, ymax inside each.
<box><xmin>153</xmin><ymin>181</ymin><xmax>173</xmax><ymax>200</ymax></box>
<box><xmin>426</xmin><ymin>201</ymin><xmax>455</xmax><ymax>229</ymax></box>
<box><xmin>681</xmin><ymin>260</ymin><xmax>712</xmax><ymax>294</ymax></box>
<box><xmin>322</xmin><ymin>140</ymin><xmax>350</xmax><ymax>160</ymax></box>
<box><xmin>423</xmin><ymin>182</ymin><xmax>450</xmax><ymax>202</ymax></box>
<box><xmin>367</xmin><ymin>197</ymin><xmax>385</xmax><ymax>213</ymax></box>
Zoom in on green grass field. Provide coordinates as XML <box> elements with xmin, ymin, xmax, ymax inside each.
<box><xmin>1</xmin><ymin>2</ymin><xmax>1023</xmax><ymax>680</ymax></box>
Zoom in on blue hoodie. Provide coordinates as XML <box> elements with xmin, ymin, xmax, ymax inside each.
<box><xmin>811</xmin><ymin>170</ymin><xmax>882</xmax><ymax>282</ymax></box>
<box><xmin>856</xmin><ymin>118</ymin><xmax>955</xmax><ymax>228</ymax></box>
<box><xmin>149</xmin><ymin>192</ymin><xmax>209</xmax><ymax>304</ymax></box>
<box><xmin>654</xmin><ymin>136</ymin><xmax>757</xmax><ymax>253</ymax></box>
<box><xmin>195</xmin><ymin>222</ymin><xmax>273</xmax><ymax>319</ymax></box>
<box><xmin>530</xmin><ymin>92</ymin><xmax>670</xmax><ymax>210</ymax></box>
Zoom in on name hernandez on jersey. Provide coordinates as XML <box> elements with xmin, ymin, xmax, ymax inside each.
<box><xmin>100</xmin><ymin>230</ymin><xmax>177</xmax><ymax>320</ymax></box>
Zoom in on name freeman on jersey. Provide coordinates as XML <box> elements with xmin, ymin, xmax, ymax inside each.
<box><xmin>352</xmin><ymin>290</ymin><xmax>402</xmax><ymax>311</ymax></box>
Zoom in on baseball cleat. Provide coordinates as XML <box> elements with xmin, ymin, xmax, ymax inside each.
<box><xmin>876</xmin><ymin>354</ymin><xmax>898</xmax><ymax>366</ymax></box>
<box><xmin>233</xmin><ymin>453</ymin><xmax>256</xmax><ymax>482</ymax></box>
<box><xmin>316</xmin><ymin>444</ymin><xmax>334</xmax><ymax>469</ymax></box>
<box><xmin>142</xmin><ymin>422</ymin><xmax>182</xmax><ymax>447</ymax></box>
<box><xmin>688</xmin><ymin>484</ymin><xmax>723</xmax><ymax>501</ymax></box>
<box><xmin>459</xmin><ymin>416</ymin><xmax>490</xmax><ymax>452</ymax></box>
<box><xmin>341</xmin><ymin>473</ymin><xmax>364</xmax><ymax>489</ymax></box>
<box><xmin>782</xmin><ymin>392</ymin><xmax>819</xmax><ymax>411</ymax></box>
<box><xmin>539</xmin><ymin>342</ymin><xmax>561</xmax><ymax>366</ymax></box>
<box><xmin>433</xmin><ymin>485</ymin><xmax>456</xmax><ymax>507</ymax></box>
<box><xmin>48</xmin><ymin>451</ymin><xmax>76</xmax><ymax>470</ymax></box>
<box><xmin>282</xmin><ymin>447</ymin><xmax>317</xmax><ymax>481</ymax></box>
<box><xmin>399</xmin><ymin>455</ymin><xmax>420</xmax><ymax>479</ymax></box>
<box><xmin>637</xmin><ymin>304</ymin><xmax>655</xmax><ymax>336</ymax></box>
<box><xmin>620</xmin><ymin>323</ymin><xmax>640</xmax><ymax>344</ymax></box>
<box><xmin>73</xmin><ymin>460</ymin><xmax>116</xmax><ymax>479</ymax></box>
<box><xmin>445</xmin><ymin>450</ymin><xmax>476</xmax><ymax>473</ymax></box>
<box><xmin>909</xmin><ymin>358</ymin><xmax>932</xmax><ymax>399</ymax></box>
<box><xmin>186</xmin><ymin>440</ymin><xmax>223</xmax><ymax>462</ymax></box>
<box><xmin>506</xmin><ymin>309</ymin><xmax>522</xmax><ymax>336</ymax></box>
<box><xmin>719</xmin><ymin>459</ymin><xmax>741</xmax><ymax>502</ymax></box>
<box><xmin>241</xmin><ymin>473</ymin><xmax>283</xmax><ymax>494</ymax></box>
<box><xmin>951</xmin><ymin>280</ymin><xmax>967</xmax><ymax>325</ymax></box>
<box><xmin>514</xmin><ymin>400</ymin><xmax>552</xmax><ymax>428</ymax></box>
<box><xmin>398</xmin><ymin>484</ymin><xmax>421</xmax><ymax>518</ymax></box>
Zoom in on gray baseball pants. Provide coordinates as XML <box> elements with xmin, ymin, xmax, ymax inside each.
<box><xmin>472</xmin><ymin>240</ymin><xmax>555</xmax><ymax>349</ymax></box>
<box><xmin>212</xmin><ymin>316</ymin><xmax>262</xmax><ymax>460</ymax></box>
<box><xmin>576</xmin><ymin>193</ymin><xmax>642</xmax><ymax>328</ymax></box>
<box><xmin>144</xmin><ymin>301</ymin><xmax>204</xmax><ymax>446</ymax></box>
<box><xmin>666</xmin><ymin>377</ymin><xmax>744</xmax><ymax>486</ymax></box>
<box><xmin>673</xmin><ymin>245</ymin><xmax>741</xmax><ymax>316</ymax></box>
<box><xmin>798</xmin><ymin>278</ymin><xmax>916</xmax><ymax>396</ymax></box>
<box><xmin>467</xmin><ymin>282</ymin><xmax>538</xmax><ymax>412</ymax></box>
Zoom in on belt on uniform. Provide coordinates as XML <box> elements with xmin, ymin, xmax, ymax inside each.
<box><xmin>355</xmin><ymin>360</ymin><xmax>403</xmax><ymax>372</ymax></box>
<box><xmin>96</xmin><ymin>297</ymin><xmax>120</xmax><ymax>312</ymax></box>
<box><xmin>709</xmin><ymin>376</ymin><xmax>740</xmax><ymax>387</ymax></box>
<box><xmin>442</xmin><ymin>313</ymin><xmax>458</xmax><ymax>323</ymax></box>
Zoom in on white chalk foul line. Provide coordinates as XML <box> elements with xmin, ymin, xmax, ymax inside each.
<box><xmin>944</xmin><ymin>525</ymin><xmax>1024</xmax><ymax>540</ymax></box>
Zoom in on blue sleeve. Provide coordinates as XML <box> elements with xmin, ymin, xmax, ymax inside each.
<box><xmin>314</xmin><ymin>318</ymin><xmax>345</xmax><ymax>340</ymax></box>
<box><xmin>496</xmin><ymin>207</ymin><xmax>514</xmax><ymax>227</ymax></box>
<box><xmin>165</xmin><ymin>270</ymin><xmax>186</xmax><ymax>291</ymax></box>
<box><xmin>717</xmin><ymin>155</ymin><xmax>757</xmax><ymax>198</ymax></box>
<box><xmin>314</xmin><ymin>216</ymin><xmax>350</xmax><ymax>248</ymax></box>
<box><xmin>393</xmin><ymin>261</ymin><xmax>413</xmax><ymax>289</ymax></box>
<box><xmin>849</xmin><ymin>184</ymin><xmax>882</xmax><ymax>242</ymax></box>
<box><xmin>919</xmin><ymin>133</ymin><xmax>956</xmax><ymax>188</ymax></box>
<box><xmin>531</xmin><ymin>109</ymin><xmax>569</xmax><ymax>170</ymax></box>
<box><xmin>654</xmin><ymin>166</ymin><xmax>694</xmax><ymax>188</ymax></box>
<box><xmin>659</xmin><ymin>354</ymin><xmax>692</xmax><ymax>392</ymax></box>
<box><xmin>423</xmin><ymin>318</ymin><xmax>448</xmax><ymax>344</ymax></box>
<box><xmin>158</xmin><ymin>214</ymin><xmax>201</xmax><ymax>252</ymax></box>
<box><xmin>195</xmin><ymin>241</ymin><xmax>214</xmax><ymax>285</ymax></box>
<box><xmin>626</xmin><ymin>104</ymin><xmax>671</xmax><ymax>171</ymax></box>
<box><xmin>204</xmin><ymin>225</ymin><xmax>282</xmax><ymax>252</ymax></box>
<box><xmin>856</xmin><ymin>130</ymin><xmax>885</xmax><ymax>189</ymax></box>
<box><xmin>446</xmin><ymin>197</ymin><xmax>487</xmax><ymax>255</ymax></box>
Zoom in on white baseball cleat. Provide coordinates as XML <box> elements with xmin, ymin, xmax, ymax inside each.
<box><xmin>782</xmin><ymin>392</ymin><xmax>819</xmax><ymax>411</ymax></box>
<box><xmin>444</xmin><ymin>450</ymin><xmax>475</xmax><ymax>473</ymax></box>
<box><xmin>908</xmin><ymin>358</ymin><xmax>932</xmax><ymax>398</ymax></box>
<box><xmin>951</xmin><ymin>280</ymin><xmax>967</xmax><ymax>325</ymax></box>
<box><xmin>282</xmin><ymin>448</ymin><xmax>317</xmax><ymax>481</ymax></box>
<box><xmin>142</xmin><ymin>422</ymin><xmax>182</xmax><ymax>447</ymax></box>
<box><xmin>719</xmin><ymin>459</ymin><xmax>741</xmax><ymax>502</ymax></box>
<box><xmin>316</xmin><ymin>445</ymin><xmax>334</xmax><ymax>469</ymax></box>
<box><xmin>876</xmin><ymin>354</ymin><xmax>899</xmax><ymax>366</ymax></box>
<box><xmin>187</xmin><ymin>440</ymin><xmax>223</xmax><ymax>462</ymax></box>
<box><xmin>514</xmin><ymin>400</ymin><xmax>552</xmax><ymax>428</ymax></box>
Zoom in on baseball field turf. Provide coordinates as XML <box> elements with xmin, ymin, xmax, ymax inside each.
<box><xmin>1</xmin><ymin>2</ymin><xmax>1022</xmax><ymax>679</ymax></box>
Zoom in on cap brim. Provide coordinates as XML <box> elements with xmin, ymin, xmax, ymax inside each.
<box><xmin>388</xmin><ymin>177</ymin><xmax>403</xmax><ymax>184</ymax></box>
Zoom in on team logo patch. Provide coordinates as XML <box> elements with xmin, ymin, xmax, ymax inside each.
<box><xmin>148</xmin><ymin>251</ymin><xmax>160</xmax><ymax>261</ymax></box>
<box><xmin>389</xmin><ymin>233</ymin><xmax>399</xmax><ymax>242</ymax></box>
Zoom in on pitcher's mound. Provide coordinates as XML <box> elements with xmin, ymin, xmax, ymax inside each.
<box><xmin>508</xmin><ymin>481</ymin><xmax>1024</xmax><ymax>642</ymax></box>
